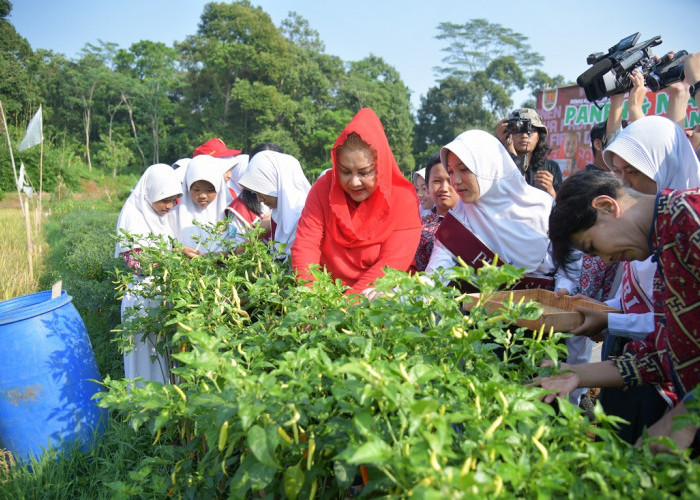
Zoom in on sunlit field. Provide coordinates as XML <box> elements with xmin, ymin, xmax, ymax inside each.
<box><xmin>0</xmin><ymin>208</ymin><xmax>44</xmax><ymax>300</ymax></box>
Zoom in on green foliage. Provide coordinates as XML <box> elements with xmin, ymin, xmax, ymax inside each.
<box><xmin>1</xmin><ymin>1</ymin><xmax>415</xmax><ymax>186</ymax></box>
<box><xmin>0</xmin><ymin>418</ymin><xmax>167</xmax><ymax>500</ymax></box>
<box><xmin>414</xmin><ymin>76</ymin><xmax>497</xmax><ymax>156</ymax></box>
<box><xmin>419</xmin><ymin>18</ymin><xmax>567</xmax><ymax>149</ymax></box>
<box><xmin>435</xmin><ymin>18</ymin><xmax>544</xmax><ymax>79</ymax></box>
<box><xmin>89</xmin><ymin>229</ymin><xmax>700</xmax><ymax>497</ymax></box>
<box><xmin>40</xmin><ymin>201</ymin><xmax>123</xmax><ymax>379</ymax></box>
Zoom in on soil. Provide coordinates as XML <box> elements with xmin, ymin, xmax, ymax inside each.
<box><xmin>0</xmin><ymin>180</ymin><xmax>105</xmax><ymax>210</ymax></box>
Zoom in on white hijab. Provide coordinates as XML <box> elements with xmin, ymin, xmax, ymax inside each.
<box><xmin>228</xmin><ymin>154</ymin><xmax>250</xmax><ymax>196</ymax></box>
<box><xmin>238</xmin><ymin>151</ymin><xmax>310</xmax><ymax>254</ymax></box>
<box><xmin>115</xmin><ymin>164</ymin><xmax>183</xmax><ymax>257</ymax></box>
<box><xmin>172</xmin><ymin>158</ymin><xmax>190</xmax><ymax>184</ymax></box>
<box><xmin>440</xmin><ymin>130</ymin><xmax>554</xmax><ymax>274</ymax></box>
<box><xmin>603</xmin><ymin>115</ymin><xmax>700</xmax><ymax>191</ymax></box>
<box><xmin>412</xmin><ymin>168</ymin><xmax>426</xmax><ymax>185</ymax></box>
<box><xmin>176</xmin><ymin>155</ymin><xmax>232</xmax><ymax>252</ymax></box>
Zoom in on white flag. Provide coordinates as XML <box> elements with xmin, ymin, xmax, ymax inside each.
<box><xmin>19</xmin><ymin>106</ymin><xmax>43</xmax><ymax>151</ymax></box>
<box><xmin>17</xmin><ymin>162</ymin><xmax>27</xmax><ymax>191</ymax></box>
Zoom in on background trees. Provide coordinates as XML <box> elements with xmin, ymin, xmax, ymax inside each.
<box><xmin>413</xmin><ymin>18</ymin><xmax>565</xmax><ymax>161</ymax></box>
<box><xmin>2</xmin><ymin>1</ymin><xmax>557</xmax><ymax>189</ymax></box>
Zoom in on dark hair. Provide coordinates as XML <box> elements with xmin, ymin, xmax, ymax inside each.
<box><xmin>589</xmin><ymin>119</ymin><xmax>629</xmax><ymax>153</ymax></box>
<box><xmin>250</xmin><ymin>142</ymin><xmax>283</xmax><ymax>159</ymax></box>
<box><xmin>548</xmin><ymin>169</ymin><xmax>625</xmax><ymax>272</ymax></box>
<box><xmin>529</xmin><ymin>130</ymin><xmax>552</xmax><ymax>167</ymax></box>
<box><xmin>239</xmin><ymin>188</ymin><xmax>264</xmax><ymax>216</ymax></box>
<box><xmin>335</xmin><ymin>132</ymin><xmax>377</xmax><ymax>165</ymax></box>
<box><xmin>589</xmin><ymin>121</ymin><xmax>607</xmax><ymax>151</ymax></box>
<box><xmin>424</xmin><ymin>152</ymin><xmax>442</xmax><ymax>185</ymax></box>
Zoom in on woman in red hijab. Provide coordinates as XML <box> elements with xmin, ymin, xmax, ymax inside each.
<box><xmin>291</xmin><ymin>108</ymin><xmax>422</xmax><ymax>296</ymax></box>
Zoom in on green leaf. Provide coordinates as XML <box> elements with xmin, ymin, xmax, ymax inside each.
<box><xmin>343</xmin><ymin>440</ymin><xmax>392</xmax><ymax>464</ymax></box>
<box><xmin>246</xmin><ymin>425</ymin><xmax>280</xmax><ymax>469</ymax></box>
<box><xmin>333</xmin><ymin>461</ymin><xmax>357</xmax><ymax>489</ymax></box>
<box><xmin>230</xmin><ymin>453</ymin><xmax>278</xmax><ymax>497</ymax></box>
<box><xmin>283</xmin><ymin>462</ymin><xmax>305</xmax><ymax>500</ymax></box>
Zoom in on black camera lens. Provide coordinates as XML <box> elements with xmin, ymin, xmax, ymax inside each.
<box><xmin>506</xmin><ymin>118</ymin><xmax>532</xmax><ymax>134</ymax></box>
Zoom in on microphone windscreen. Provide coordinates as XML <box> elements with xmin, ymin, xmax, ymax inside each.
<box><xmin>577</xmin><ymin>58</ymin><xmax>614</xmax><ymax>88</ymax></box>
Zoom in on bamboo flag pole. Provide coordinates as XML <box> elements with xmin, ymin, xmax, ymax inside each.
<box><xmin>23</xmin><ymin>196</ymin><xmax>34</xmax><ymax>281</ymax></box>
<box><xmin>0</xmin><ymin>99</ymin><xmax>27</xmax><ymax>218</ymax></box>
<box><xmin>38</xmin><ymin>105</ymin><xmax>44</xmax><ymax>229</ymax></box>
<box><xmin>1</xmin><ymin>99</ymin><xmax>35</xmax><ymax>281</ymax></box>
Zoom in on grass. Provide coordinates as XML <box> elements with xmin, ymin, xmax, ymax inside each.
<box><xmin>0</xmin><ymin>417</ymin><xmax>165</xmax><ymax>499</ymax></box>
<box><xmin>0</xmin><ymin>206</ymin><xmax>46</xmax><ymax>300</ymax></box>
<box><xmin>0</xmin><ymin>196</ymin><xmax>160</xmax><ymax>496</ymax></box>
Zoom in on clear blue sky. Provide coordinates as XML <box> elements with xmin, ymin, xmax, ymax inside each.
<box><xmin>10</xmin><ymin>0</ymin><xmax>700</xmax><ymax>111</ymax></box>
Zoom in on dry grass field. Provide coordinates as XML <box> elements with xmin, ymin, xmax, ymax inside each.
<box><xmin>0</xmin><ymin>206</ymin><xmax>45</xmax><ymax>300</ymax></box>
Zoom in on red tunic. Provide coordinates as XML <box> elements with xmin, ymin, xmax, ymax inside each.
<box><xmin>291</xmin><ymin>108</ymin><xmax>421</xmax><ymax>294</ymax></box>
<box><xmin>613</xmin><ymin>189</ymin><xmax>700</xmax><ymax>397</ymax></box>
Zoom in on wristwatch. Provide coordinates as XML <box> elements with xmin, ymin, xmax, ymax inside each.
<box><xmin>691</xmin><ymin>81</ymin><xmax>700</xmax><ymax>101</ymax></box>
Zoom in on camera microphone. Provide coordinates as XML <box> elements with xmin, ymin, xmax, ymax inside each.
<box><xmin>576</xmin><ymin>58</ymin><xmax>613</xmax><ymax>88</ymax></box>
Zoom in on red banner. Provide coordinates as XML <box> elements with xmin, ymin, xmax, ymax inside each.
<box><xmin>536</xmin><ymin>85</ymin><xmax>699</xmax><ymax>178</ymax></box>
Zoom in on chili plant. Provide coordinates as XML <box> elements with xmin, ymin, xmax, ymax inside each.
<box><xmin>100</xmin><ymin>229</ymin><xmax>700</xmax><ymax>498</ymax></box>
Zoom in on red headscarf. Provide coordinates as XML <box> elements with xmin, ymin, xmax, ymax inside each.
<box><xmin>327</xmin><ymin>108</ymin><xmax>420</xmax><ymax>246</ymax></box>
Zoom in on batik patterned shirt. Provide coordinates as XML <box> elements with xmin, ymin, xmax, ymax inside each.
<box><xmin>414</xmin><ymin>211</ymin><xmax>443</xmax><ymax>272</ymax></box>
<box><xmin>613</xmin><ymin>189</ymin><xmax>700</xmax><ymax>397</ymax></box>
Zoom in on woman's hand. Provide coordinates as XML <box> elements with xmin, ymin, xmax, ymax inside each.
<box><xmin>259</xmin><ymin>217</ymin><xmax>272</xmax><ymax>232</ymax></box>
<box><xmin>571</xmin><ymin>306</ymin><xmax>609</xmax><ymax>339</ymax></box>
<box><xmin>360</xmin><ymin>287</ymin><xmax>385</xmax><ymax>301</ymax></box>
<box><xmin>627</xmin><ymin>69</ymin><xmax>648</xmax><ymax>122</ymax></box>
<box><xmin>180</xmin><ymin>246</ymin><xmax>201</xmax><ymax>259</ymax></box>
<box><xmin>535</xmin><ymin>170</ymin><xmax>555</xmax><ymax>198</ymax></box>
<box><xmin>635</xmin><ymin>402</ymin><xmax>698</xmax><ymax>455</ymax></box>
<box><xmin>495</xmin><ymin>119</ymin><xmax>516</xmax><ymax>155</ymax></box>
<box><xmin>531</xmin><ymin>361</ymin><xmax>580</xmax><ymax>404</ymax></box>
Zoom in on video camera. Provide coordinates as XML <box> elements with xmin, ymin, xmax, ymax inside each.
<box><xmin>505</xmin><ymin>115</ymin><xmax>533</xmax><ymax>135</ymax></box>
<box><xmin>576</xmin><ymin>33</ymin><xmax>688</xmax><ymax>103</ymax></box>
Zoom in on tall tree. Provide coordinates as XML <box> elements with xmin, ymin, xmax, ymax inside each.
<box><xmin>278</xmin><ymin>11</ymin><xmax>345</xmax><ymax>172</ymax></box>
<box><xmin>74</xmin><ymin>41</ymin><xmax>118</xmax><ymax>171</ymax></box>
<box><xmin>0</xmin><ymin>0</ymin><xmax>37</xmax><ymax>117</ymax></box>
<box><xmin>116</xmin><ymin>41</ymin><xmax>181</xmax><ymax>164</ymax></box>
<box><xmin>414</xmin><ymin>18</ymin><xmax>565</xmax><ymax>157</ymax></box>
<box><xmin>435</xmin><ymin>18</ymin><xmax>543</xmax><ymax>79</ymax></box>
<box><xmin>177</xmin><ymin>1</ymin><xmax>291</xmax><ymax>146</ymax></box>
<box><xmin>414</xmin><ymin>76</ymin><xmax>496</xmax><ymax>157</ymax></box>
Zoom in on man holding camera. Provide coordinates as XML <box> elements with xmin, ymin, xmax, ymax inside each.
<box><xmin>496</xmin><ymin>108</ymin><xmax>562</xmax><ymax>198</ymax></box>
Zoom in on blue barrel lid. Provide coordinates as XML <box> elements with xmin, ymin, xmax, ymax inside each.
<box><xmin>0</xmin><ymin>290</ymin><xmax>73</xmax><ymax>326</ymax></box>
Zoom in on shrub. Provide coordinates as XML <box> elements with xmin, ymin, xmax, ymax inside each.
<box><xmin>95</xmin><ymin>230</ymin><xmax>700</xmax><ymax>498</ymax></box>
<box><xmin>41</xmin><ymin>202</ymin><xmax>123</xmax><ymax>379</ymax></box>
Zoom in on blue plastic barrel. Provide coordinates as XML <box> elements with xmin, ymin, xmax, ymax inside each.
<box><xmin>0</xmin><ymin>290</ymin><xmax>106</xmax><ymax>464</ymax></box>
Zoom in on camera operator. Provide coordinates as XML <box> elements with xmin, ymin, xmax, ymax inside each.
<box><xmin>496</xmin><ymin>108</ymin><xmax>562</xmax><ymax>198</ymax></box>
<box><xmin>586</xmin><ymin>97</ymin><xmax>629</xmax><ymax>172</ymax></box>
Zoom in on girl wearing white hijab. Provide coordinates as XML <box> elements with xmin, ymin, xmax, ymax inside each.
<box><xmin>115</xmin><ymin>163</ymin><xmax>182</xmax><ymax>258</ymax></box>
<box><xmin>175</xmin><ymin>154</ymin><xmax>233</xmax><ymax>255</ymax></box>
<box><xmin>115</xmin><ymin>163</ymin><xmax>182</xmax><ymax>385</ymax></box>
<box><xmin>426</xmin><ymin>130</ymin><xmax>591</xmax><ymax>403</ymax></box>
<box><xmin>412</xmin><ymin>167</ymin><xmax>433</xmax><ymax>217</ymax></box>
<box><xmin>426</xmin><ymin>130</ymin><xmax>554</xmax><ymax>279</ymax></box>
<box><xmin>238</xmin><ymin>151</ymin><xmax>310</xmax><ymax>256</ymax></box>
<box><xmin>603</xmin><ymin>115</ymin><xmax>700</xmax><ymax>191</ymax></box>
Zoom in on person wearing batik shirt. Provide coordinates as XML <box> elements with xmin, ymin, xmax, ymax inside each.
<box><xmin>414</xmin><ymin>152</ymin><xmax>458</xmax><ymax>272</ymax></box>
<box><xmin>542</xmin><ymin>170</ymin><xmax>700</xmax><ymax>455</ymax></box>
